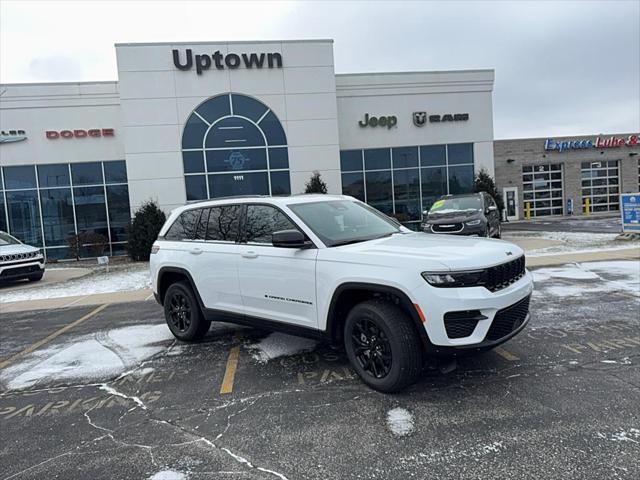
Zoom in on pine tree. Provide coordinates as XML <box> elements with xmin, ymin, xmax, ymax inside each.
<box><xmin>304</xmin><ymin>171</ymin><xmax>328</xmax><ymax>194</ymax></box>
<box><xmin>127</xmin><ymin>200</ymin><xmax>167</xmax><ymax>261</ymax></box>
<box><xmin>474</xmin><ymin>169</ymin><xmax>504</xmax><ymax>212</ymax></box>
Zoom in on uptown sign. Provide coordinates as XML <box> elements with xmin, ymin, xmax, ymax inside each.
<box><xmin>544</xmin><ymin>134</ymin><xmax>639</xmax><ymax>152</ymax></box>
<box><xmin>46</xmin><ymin>128</ymin><xmax>115</xmax><ymax>139</ymax></box>
<box><xmin>173</xmin><ymin>49</ymin><xmax>283</xmax><ymax>75</ymax></box>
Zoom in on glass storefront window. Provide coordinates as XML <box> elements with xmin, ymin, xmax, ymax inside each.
<box><xmin>448</xmin><ymin>165</ymin><xmax>475</xmax><ymax>194</ymax></box>
<box><xmin>6</xmin><ymin>190</ymin><xmax>43</xmax><ymax>246</ymax></box>
<box><xmin>2</xmin><ymin>160</ymin><xmax>129</xmax><ymax>257</ymax></box>
<box><xmin>365</xmin><ymin>170</ymin><xmax>393</xmax><ymax>215</ymax></box>
<box><xmin>364</xmin><ymin>148</ymin><xmax>391</xmax><ymax>170</ymax></box>
<box><xmin>392</xmin><ymin>147</ymin><xmax>418</xmax><ymax>169</ymax></box>
<box><xmin>182</xmin><ymin>93</ymin><xmax>289</xmax><ymax>199</ymax></box>
<box><xmin>447</xmin><ymin>143</ymin><xmax>474</xmax><ymax>165</ymax></box>
<box><xmin>4</xmin><ymin>165</ymin><xmax>37</xmax><ymax>189</ymax></box>
<box><xmin>40</xmin><ymin>188</ymin><xmax>75</xmax><ymax>246</ymax></box>
<box><xmin>74</xmin><ymin>186</ymin><xmax>108</xmax><ymax>237</ymax></box>
<box><xmin>420</xmin><ymin>145</ymin><xmax>446</xmax><ymax>167</ymax></box>
<box><xmin>340</xmin><ymin>150</ymin><xmax>363</xmax><ymax>172</ymax></box>
<box><xmin>72</xmin><ymin>162</ymin><xmax>103</xmax><ymax>185</ymax></box>
<box><xmin>342</xmin><ymin>172</ymin><xmax>365</xmax><ymax>201</ymax></box>
<box><xmin>393</xmin><ymin>168</ymin><xmax>421</xmax><ymax>221</ymax></box>
<box><xmin>38</xmin><ymin>164</ymin><xmax>70</xmax><ymax>188</ymax></box>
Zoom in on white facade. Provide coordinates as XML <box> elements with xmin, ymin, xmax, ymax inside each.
<box><xmin>0</xmin><ymin>39</ymin><xmax>494</xmax><ymax>256</ymax></box>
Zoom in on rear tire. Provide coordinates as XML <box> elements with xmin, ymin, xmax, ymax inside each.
<box><xmin>163</xmin><ymin>281</ymin><xmax>210</xmax><ymax>341</ymax></box>
<box><xmin>28</xmin><ymin>272</ymin><xmax>44</xmax><ymax>282</ymax></box>
<box><xmin>344</xmin><ymin>299</ymin><xmax>423</xmax><ymax>393</ymax></box>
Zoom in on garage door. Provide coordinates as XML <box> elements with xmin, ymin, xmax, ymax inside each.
<box><xmin>522</xmin><ymin>164</ymin><xmax>564</xmax><ymax>217</ymax></box>
<box><xmin>581</xmin><ymin>160</ymin><xmax>620</xmax><ymax>213</ymax></box>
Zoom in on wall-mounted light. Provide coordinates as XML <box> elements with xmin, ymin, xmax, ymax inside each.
<box><xmin>506</xmin><ymin>158</ymin><xmax>515</xmax><ymax>163</ymax></box>
<box><xmin>629</xmin><ymin>152</ymin><xmax>638</xmax><ymax>157</ymax></box>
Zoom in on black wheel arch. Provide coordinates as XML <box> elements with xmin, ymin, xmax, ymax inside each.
<box><xmin>325</xmin><ymin>282</ymin><xmax>431</xmax><ymax>351</ymax></box>
<box><xmin>157</xmin><ymin>266</ymin><xmax>205</xmax><ymax>310</ymax></box>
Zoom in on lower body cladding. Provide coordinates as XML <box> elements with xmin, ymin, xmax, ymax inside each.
<box><xmin>411</xmin><ymin>271</ymin><xmax>534</xmax><ymax>356</ymax></box>
<box><xmin>0</xmin><ymin>261</ymin><xmax>45</xmax><ymax>283</ymax></box>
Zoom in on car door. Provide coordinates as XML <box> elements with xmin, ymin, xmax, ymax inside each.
<box><xmin>237</xmin><ymin>203</ymin><xmax>318</xmax><ymax>328</ymax></box>
<box><xmin>189</xmin><ymin>205</ymin><xmax>244</xmax><ymax>314</ymax></box>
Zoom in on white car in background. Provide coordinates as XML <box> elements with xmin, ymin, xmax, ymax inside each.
<box><xmin>0</xmin><ymin>231</ymin><xmax>45</xmax><ymax>283</ymax></box>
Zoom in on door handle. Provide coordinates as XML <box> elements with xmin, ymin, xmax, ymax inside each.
<box><xmin>189</xmin><ymin>247</ymin><xmax>203</xmax><ymax>255</ymax></box>
<box><xmin>241</xmin><ymin>250</ymin><xmax>258</xmax><ymax>259</ymax></box>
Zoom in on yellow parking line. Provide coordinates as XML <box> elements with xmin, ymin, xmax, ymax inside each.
<box><xmin>494</xmin><ymin>346</ymin><xmax>520</xmax><ymax>361</ymax></box>
<box><xmin>0</xmin><ymin>303</ymin><xmax>109</xmax><ymax>369</ymax></box>
<box><xmin>219</xmin><ymin>332</ymin><xmax>243</xmax><ymax>394</ymax></box>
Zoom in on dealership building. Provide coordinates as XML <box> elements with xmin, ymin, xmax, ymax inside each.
<box><xmin>0</xmin><ymin>39</ymin><xmax>496</xmax><ymax>258</ymax></box>
<box><xmin>494</xmin><ymin>133</ymin><xmax>640</xmax><ymax>220</ymax></box>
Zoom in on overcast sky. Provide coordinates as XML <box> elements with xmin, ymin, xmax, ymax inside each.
<box><xmin>1</xmin><ymin>0</ymin><xmax>638</xmax><ymax>139</ymax></box>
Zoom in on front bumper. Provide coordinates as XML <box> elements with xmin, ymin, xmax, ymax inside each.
<box><xmin>411</xmin><ymin>270</ymin><xmax>534</xmax><ymax>354</ymax></box>
<box><xmin>0</xmin><ymin>260</ymin><xmax>45</xmax><ymax>282</ymax></box>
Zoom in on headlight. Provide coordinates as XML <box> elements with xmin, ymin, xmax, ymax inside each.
<box><xmin>466</xmin><ymin>219</ymin><xmax>482</xmax><ymax>226</ymax></box>
<box><xmin>422</xmin><ymin>270</ymin><xmax>486</xmax><ymax>288</ymax></box>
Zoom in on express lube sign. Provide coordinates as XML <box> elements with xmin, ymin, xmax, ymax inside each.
<box><xmin>173</xmin><ymin>49</ymin><xmax>283</xmax><ymax>74</ymax></box>
<box><xmin>545</xmin><ymin>134</ymin><xmax>638</xmax><ymax>152</ymax></box>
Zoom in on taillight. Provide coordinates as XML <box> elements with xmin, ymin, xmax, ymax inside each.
<box><xmin>151</xmin><ymin>244</ymin><xmax>160</xmax><ymax>254</ymax></box>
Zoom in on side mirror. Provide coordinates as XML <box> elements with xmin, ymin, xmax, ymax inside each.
<box><xmin>272</xmin><ymin>229</ymin><xmax>311</xmax><ymax>248</ymax></box>
<box><xmin>487</xmin><ymin>205</ymin><xmax>498</xmax><ymax>212</ymax></box>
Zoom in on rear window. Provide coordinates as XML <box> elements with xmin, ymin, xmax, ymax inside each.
<box><xmin>165</xmin><ymin>209</ymin><xmax>201</xmax><ymax>241</ymax></box>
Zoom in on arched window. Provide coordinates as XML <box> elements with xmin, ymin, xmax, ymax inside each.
<box><xmin>181</xmin><ymin>93</ymin><xmax>290</xmax><ymax>200</ymax></box>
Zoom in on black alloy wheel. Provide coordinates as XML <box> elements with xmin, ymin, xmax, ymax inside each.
<box><xmin>168</xmin><ymin>291</ymin><xmax>192</xmax><ymax>332</ymax></box>
<box><xmin>351</xmin><ymin>317</ymin><xmax>393</xmax><ymax>379</ymax></box>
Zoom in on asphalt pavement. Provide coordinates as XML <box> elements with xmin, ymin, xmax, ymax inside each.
<box><xmin>0</xmin><ymin>266</ymin><xmax>639</xmax><ymax>480</ymax></box>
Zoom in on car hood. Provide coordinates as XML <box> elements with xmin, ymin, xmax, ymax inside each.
<box><xmin>427</xmin><ymin>209</ymin><xmax>482</xmax><ymax>224</ymax></box>
<box><xmin>0</xmin><ymin>244</ymin><xmax>40</xmax><ymax>255</ymax></box>
<box><xmin>331</xmin><ymin>232</ymin><xmax>522</xmax><ymax>271</ymax></box>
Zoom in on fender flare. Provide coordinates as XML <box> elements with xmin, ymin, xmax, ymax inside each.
<box><xmin>157</xmin><ymin>266</ymin><xmax>206</xmax><ymax>310</ymax></box>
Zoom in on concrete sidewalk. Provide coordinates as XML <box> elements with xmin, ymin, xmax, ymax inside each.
<box><xmin>1</xmin><ymin>247</ymin><xmax>637</xmax><ymax>314</ymax></box>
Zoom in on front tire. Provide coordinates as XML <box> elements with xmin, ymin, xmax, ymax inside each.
<box><xmin>28</xmin><ymin>272</ymin><xmax>44</xmax><ymax>282</ymax></box>
<box><xmin>344</xmin><ymin>299</ymin><xmax>423</xmax><ymax>393</ymax></box>
<box><xmin>164</xmin><ymin>281</ymin><xmax>210</xmax><ymax>341</ymax></box>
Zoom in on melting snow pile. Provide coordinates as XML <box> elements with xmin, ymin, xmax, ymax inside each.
<box><xmin>0</xmin><ymin>324</ymin><xmax>173</xmax><ymax>390</ymax></box>
<box><xmin>387</xmin><ymin>407</ymin><xmax>415</xmax><ymax>437</ymax></box>
<box><xmin>0</xmin><ymin>264</ymin><xmax>151</xmax><ymax>303</ymax></box>
<box><xmin>506</xmin><ymin>231</ymin><xmax>639</xmax><ymax>256</ymax></box>
<box><xmin>148</xmin><ymin>471</ymin><xmax>187</xmax><ymax>480</ymax></box>
<box><xmin>248</xmin><ymin>333</ymin><xmax>317</xmax><ymax>363</ymax></box>
<box><xmin>532</xmin><ymin>261</ymin><xmax>640</xmax><ymax>298</ymax></box>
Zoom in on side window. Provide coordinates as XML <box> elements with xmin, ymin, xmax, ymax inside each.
<box><xmin>194</xmin><ymin>208</ymin><xmax>209</xmax><ymax>240</ymax></box>
<box><xmin>206</xmin><ymin>205</ymin><xmax>241</xmax><ymax>242</ymax></box>
<box><xmin>165</xmin><ymin>209</ymin><xmax>201</xmax><ymax>241</ymax></box>
<box><xmin>245</xmin><ymin>205</ymin><xmax>297</xmax><ymax>244</ymax></box>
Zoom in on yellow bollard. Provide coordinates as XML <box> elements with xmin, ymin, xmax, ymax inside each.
<box><xmin>584</xmin><ymin>197</ymin><xmax>590</xmax><ymax>215</ymax></box>
<box><xmin>525</xmin><ymin>202</ymin><xmax>531</xmax><ymax>220</ymax></box>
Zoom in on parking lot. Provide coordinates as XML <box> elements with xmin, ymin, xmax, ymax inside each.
<box><xmin>1</xmin><ymin>261</ymin><xmax>639</xmax><ymax>480</ymax></box>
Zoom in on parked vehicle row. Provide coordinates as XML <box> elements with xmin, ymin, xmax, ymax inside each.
<box><xmin>421</xmin><ymin>192</ymin><xmax>502</xmax><ymax>238</ymax></box>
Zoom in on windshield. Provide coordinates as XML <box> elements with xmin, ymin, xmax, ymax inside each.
<box><xmin>429</xmin><ymin>196</ymin><xmax>481</xmax><ymax>214</ymax></box>
<box><xmin>0</xmin><ymin>231</ymin><xmax>21</xmax><ymax>246</ymax></box>
<box><xmin>289</xmin><ymin>200</ymin><xmax>400</xmax><ymax>247</ymax></box>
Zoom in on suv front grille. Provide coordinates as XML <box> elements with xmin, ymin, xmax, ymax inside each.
<box><xmin>484</xmin><ymin>256</ymin><xmax>526</xmax><ymax>292</ymax></box>
<box><xmin>485</xmin><ymin>295</ymin><xmax>530</xmax><ymax>341</ymax></box>
<box><xmin>0</xmin><ymin>251</ymin><xmax>40</xmax><ymax>263</ymax></box>
<box><xmin>443</xmin><ymin>310</ymin><xmax>486</xmax><ymax>339</ymax></box>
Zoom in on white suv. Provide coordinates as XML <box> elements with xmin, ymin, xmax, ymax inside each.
<box><xmin>0</xmin><ymin>231</ymin><xmax>45</xmax><ymax>283</ymax></box>
<box><xmin>150</xmin><ymin>195</ymin><xmax>533</xmax><ymax>392</ymax></box>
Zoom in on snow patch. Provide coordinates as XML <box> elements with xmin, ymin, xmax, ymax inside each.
<box><xmin>387</xmin><ymin>407</ymin><xmax>414</xmax><ymax>437</ymax></box>
<box><xmin>248</xmin><ymin>333</ymin><xmax>317</xmax><ymax>363</ymax></box>
<box><xmin>0</xmin><ymin>264</ymin><xmax>150</xmax><ymax>303</ymax></box>
<box><xmin>505</xmin><ymin>231</ymin><xmax>639</xmax><ymax>256</ymax></box>
<box><xmin>148</xmin><ymin>471</ymin><xmax>187</xmax><ymax>480</ymax></box>
<box><xmin>532</xmin><ymin>266</ymin><xmax>599</xmax><ymax>282</ymax></box>
<box><xmin>596</xmin><ymin>428</ymin><xmax>640</xmax><ymax>444</ymax></box>
<box><xmin>0</xmin><ymin>324</ymin><xmax>173</xmax><ymax>390</ymax></box>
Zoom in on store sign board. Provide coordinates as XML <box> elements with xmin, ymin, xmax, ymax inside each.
<box><xmin>46</xmin><ymin>129</ymin><xmax>115</xmax><ymax>139</ymax></box>
<box><xmin>173</xmin><ymin>49</ymin><xmax>283</xmax><ymax>75</ymax></box>
<box><xmin>621</xmin><ymin>193</ymin><xmax>640</xmax><ymax>233</ymax></box>
<box><xmin>0</xmin><ymin>130</ymin><xmax>27</xmax><ymax>144</ymax></box>
<box><xmin>545</xmin><ymin>134</ymin><xmax>639</xmax><ymax>152</ymax></box>
<box><xmin>358</xmin><ymin>114</ymin><xmax>397</xmax><ymax>129</ymax></box>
